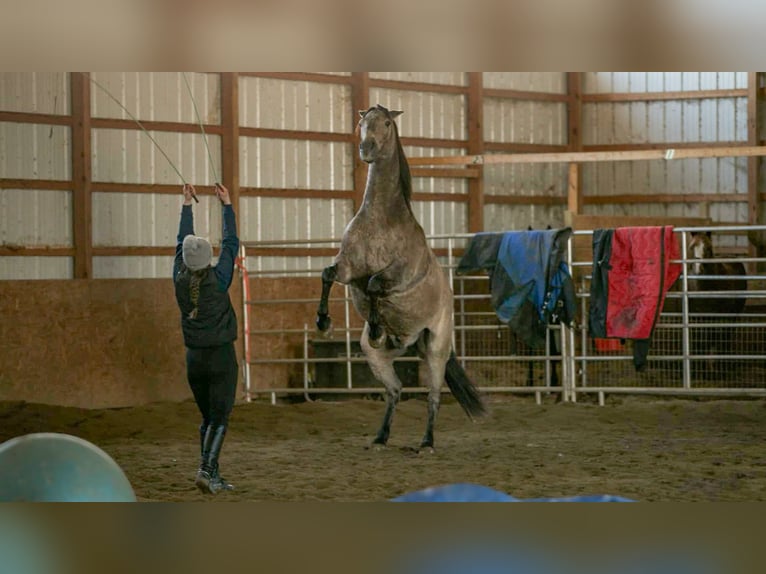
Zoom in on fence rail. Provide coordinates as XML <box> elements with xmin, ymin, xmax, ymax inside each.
<box><xmin>239</xmin><ymin>225</ymin><xmax>766</xmax><ymax>404</ymax></box>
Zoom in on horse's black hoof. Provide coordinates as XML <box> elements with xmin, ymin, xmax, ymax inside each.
<box><xmin>316</xmin><ymin>315</ymin><xmax>333</xmax><ymax>336</ymax></box>
<box><xmin>368</xmin><ymin>326</ymin><xmax>386</xmax><ymax>349</ymax></box>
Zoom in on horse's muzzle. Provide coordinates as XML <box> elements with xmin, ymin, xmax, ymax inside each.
<box><xmin>359</xmin><ymin>141</ymin><xmax>376</xmax><ymax>163</ymax></box>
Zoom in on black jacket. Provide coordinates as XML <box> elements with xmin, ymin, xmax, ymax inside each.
<box><xmin>173</xmin><ymin>205</ymin><xmax>239</xmax><ymax>349</ymax></box>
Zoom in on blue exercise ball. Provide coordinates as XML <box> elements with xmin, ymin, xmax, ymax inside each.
<box><xmin>0</xmin><ymin>433</ymin><xmax>136</xmax><ymax>502</ymax></box>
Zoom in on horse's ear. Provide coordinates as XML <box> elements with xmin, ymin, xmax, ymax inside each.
<box><xmin>389</xmin><ymin>110</ymin><xmax>404</xmax><ymax>119</ymax></box>
<box><xmin>358</xmin><ymin>110</ymin><xmax>367</xmax><ymax>118</ymax></box>
<box><xmin>705</xmin><ymin>231</ymin><xmax>712</xmax><ymax>238</ymax></box>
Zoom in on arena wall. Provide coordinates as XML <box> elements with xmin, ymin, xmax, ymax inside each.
<box><xmin>0</xmin><ymin>278</ymin><xmax>243</xmax><ymax>409</ymax></box>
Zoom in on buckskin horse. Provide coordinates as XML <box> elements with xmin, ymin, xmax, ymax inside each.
<box><xmin>315</xmin><ymin>104</ymin><xmax>486</xmax><ymax>451</ymax></box>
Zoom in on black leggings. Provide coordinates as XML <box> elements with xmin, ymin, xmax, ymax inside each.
<box><xmin>186</xmin><ymin>342</ymin><xmax>238</xmax><ymax>429</ymax></box>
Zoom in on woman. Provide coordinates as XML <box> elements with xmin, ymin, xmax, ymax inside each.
<box><xmin>173</xmin><ymin>183</ymin><xmax>239</xmax><ymax>494</ymax></box>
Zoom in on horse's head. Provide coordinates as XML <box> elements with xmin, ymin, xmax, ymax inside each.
<box><xmin>357</xmin><ymin>104</ymin><xmax>403</xmax><ymax>164</ymax></box>
<box><xmin>689</xmin><ymin>231</ymin><xmax>713</xmax><ymax>274</ymax></box>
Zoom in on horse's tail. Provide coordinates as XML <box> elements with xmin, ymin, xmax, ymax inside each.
<box><xmin>445</xmin><ymin>352</ymin><xmax>487</xmax><ymax>419</ymax></box>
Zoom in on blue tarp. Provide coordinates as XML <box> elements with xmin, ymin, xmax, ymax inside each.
<box><xmin>391</xmin><ymin>483</ymin><xmax>634</xmax><ymax>502</ymax></box>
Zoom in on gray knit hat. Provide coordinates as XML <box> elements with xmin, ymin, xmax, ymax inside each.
<box><xmin>182</xmin><ymin>235</ymin><xmax>212</xmax><ymax>271</ymax></box>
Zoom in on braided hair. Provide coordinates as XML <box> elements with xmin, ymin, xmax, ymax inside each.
<box><xmin>188</xmin><ymin>268</ymin><xmax>207</xmax><ymax>319</ymax></box>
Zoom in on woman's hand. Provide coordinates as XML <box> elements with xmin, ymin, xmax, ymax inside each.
<box><xmin>215</xmin><ymin>183</ymin><xmax>232</xmax><ymax>206</ymax></box>
<box><xmin>182</xmin><ymin>183</ymin><xmax>197</xmax><ymax>205</ymax></box>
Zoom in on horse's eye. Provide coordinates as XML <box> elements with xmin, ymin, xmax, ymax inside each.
<box><xmin>385</xmin><ymin>120</ymin><xmax>391</xmax><ymax>127</ymax></box>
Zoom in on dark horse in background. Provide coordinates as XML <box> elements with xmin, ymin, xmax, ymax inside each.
<box><xmin>315</xmin><ymin>105</ymin><xmax>486</xmax><ymax>451</ymax></box>
<box><xmin>687</xmin><ymin>231</ymin><xmax>747</xmax><ymax>374</ymax></box>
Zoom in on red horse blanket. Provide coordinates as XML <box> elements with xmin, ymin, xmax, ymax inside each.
<box><xmin>589</xmin><ymin>226</ymin><xmax>682</xmax><ymax>370</ymax></box>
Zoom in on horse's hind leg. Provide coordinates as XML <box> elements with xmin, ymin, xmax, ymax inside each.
<box><xmin>316</xmin><ymin>264</ymin><xmax>337</xmax><ymax>333</ymax></box>
<box><xmin>418</xmin><ymin>329</ymin><xmax>450</xmax><ymax>452</ymax></box>
<box><xmin>362</xmin><ymin>328</ymin><xmax>402</xmax><ymax>447</ymax></box>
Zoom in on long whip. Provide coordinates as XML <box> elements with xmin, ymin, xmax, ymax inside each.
<box><xmin>182</xmin><ymin>72</ymin><xmax>220</xmax><ymax>187</ymax></box>
<box><xmin>82</xmin><ymin>72</ymin><xmax>198</xmax><ymax>203</ymax></box>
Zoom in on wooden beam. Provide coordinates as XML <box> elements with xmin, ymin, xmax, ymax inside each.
<box><xmin>238</xmin><ymin>126</ymin><xmax>352</xmax><ymax>143</ymax></box>
<box><xmin>0</xmin><ymin>247</ymin><xmax>75</xmax><ymax>256</ymax></box>
<box><xmin>567</xmin><ymin>72</ymin><xmax>583</xmax><ymax>215</ymax></box>
<box><xmin>220</xmin><ymin>73</ymin><xmax>240</xmax><ymax>213</ymax></box>
<box><xmin>407</xmin><ymin>146</ymin><xmax>766</xmax><ymax>166</ymax></box>
<box><xmin>747</xmin><ymin>72</ymin><xmax>760</xmax><ymax>226</ymax></box>
<box><xmin>483</xmin><ymin>88</ymin><xmax>569</xmax><ymax>103</ymax></box>
<box><xmin>466</xmin><ymin>72</ymin><xmax>484</xmax><ymax>232</ymax></box>
<box><xmin>0</xmin><ymin>179</ymin><xmax>71</xmax><ymax>190</ymax></box>
<box><xmin>369</xmin><ymin>78</ymin><xmax>468</xmax><ymax>95</ymax></box>
<box><xmin>582</xmin><ymin>89</ymin><xmax>748</xmax><ymax>103</ymax></box>
<box><xmin>0</xmin><ymin>111</ymin><xmax>72</xmax><ymax>126</ymax></box>
<box><xmin>239</xmin><ymin>72</ymin><xmax>353</xmax><ymax>85</ymax></box>
<box><xmin>70</xmin><ymin>72</ymin><xmax>92</xmax><ymax>279</ymax></box>
<box><xmin>91</xmin><ymin>117</ymin><xmax>223</xmax><ymax>135</ymax></box>
<box><xmin>484</xmin><ymin>142</ymin><xmax>569</xmax><ymax>153</ymax></box>
<box><xmin>351</xmin><ymin>72</ymin><xmax>370</xmax><ymax>212</ymax></box>
<box><xmin>485</xmin><ymin>194</ymin><xmax>566</xmax><ymax>206</ymax></box>
<box><xmin>584</xmin><ymin>193</ymin><xmax>748</xmax><ymax>206</ymax></box>
<box><xmin>584</xmin><ymin>141</ymin><xmax>750</xmax><ymax>152</ymax></box>
<box><xmin>93</xmin><ymin>182</ymin><xmax>218</xmax><ymax>195</ymax></box>
<box><xmin>410</xmin><ymin>167</ymin><xmax>481</xmax><ymax>179</ymax></box>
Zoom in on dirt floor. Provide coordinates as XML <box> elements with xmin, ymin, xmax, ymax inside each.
<box><xmin>2</xmin><ymin>394</ymin><xmax>766</xmax><ymax>502</ymax></box>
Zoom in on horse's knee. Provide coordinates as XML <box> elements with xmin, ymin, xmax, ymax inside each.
<box><xmin>321</xmin><ymin>264</ymin><xmax>338</xmax><ymax>283</ymax></box>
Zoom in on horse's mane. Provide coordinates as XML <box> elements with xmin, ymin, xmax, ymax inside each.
<box><xmin>392</xmin><ymin>120</ymin><xmax>413</xmax><ymax>209</ymax></box>
<box><xmin>363</xmin><ymin>104</ymin><xmax>412</xmax><ymax>210</ymax></box>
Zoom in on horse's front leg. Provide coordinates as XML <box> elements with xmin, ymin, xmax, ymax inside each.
<box><xmin>316</xmin><ymin>264</ymin><xmax>337</xmax><ymax>334</ymax></box>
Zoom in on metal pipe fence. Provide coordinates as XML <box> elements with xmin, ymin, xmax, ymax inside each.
<box><xmin>239</xmin><ymin>225</ymin><xmax>766</xmax><ymax>404</ymax></box>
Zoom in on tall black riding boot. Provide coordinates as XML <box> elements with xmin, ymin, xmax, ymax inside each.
<box><xmin>196</xmin><ymin>424</ymin><xmax>234</xmax><ymax>494</ymax></box>
<box><xmin>199</xmin><ymin>422</ymin><xmax>208</xmax><ymax>458</ymax></box>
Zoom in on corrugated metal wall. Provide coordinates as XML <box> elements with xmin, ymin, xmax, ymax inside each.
<box><xmin>0</xmin><ymin>72</ymin><xmax>72</xmax><ymax>279</ymax></box>
<box><xmin>1</xmin><ymin>72</ymin><xmax>760</xmax><ymax>278</ymax></box>
<box><xmin>483</xmin><ymin>72</ymin><xmax>568</xmax><ymax>231</ymax></box>
<box><xmin>91</xmin><ymin>72</ymin><xmax>222</xmax><ymax>279</ymax></box>
<box><xmin>582</xmin><ymin>72</ymin><xmax>750</xmax><ymax>231</ymax></box>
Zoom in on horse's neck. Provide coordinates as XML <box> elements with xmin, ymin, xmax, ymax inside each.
<box><xmin>360</xmin><ymin>155</ymin><xmax>411</xmax><ymax>217</ymax></box>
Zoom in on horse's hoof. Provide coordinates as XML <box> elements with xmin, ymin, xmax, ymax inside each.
<box><xmin>368</xmin><ymin>327</ymin><xmax>386</xmax><ymax>349</ymax></box>
<box><xmin>367</xmin><ymin>441</ymin><xmax>387</xmax><ymax>452</ymax></box>
<box><xmin>418</xmin><ymin>446</ymin><xmax>435</xmax><ymax>455</ymax></box>
<box><xmin>316</xmin><ymin>315</ymin><xmax>333</xmax><ymax>337</ymax></box>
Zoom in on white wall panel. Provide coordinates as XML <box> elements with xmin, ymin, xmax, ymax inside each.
<box><xmin>92</xmin><ymin>192</ymin><xmax>223</xmax><ymax>247</ymax></box>
<box><xmin>91</xmin><ymin>72</ymin><xmax>220</xmax><ymax>124</ymax></box>
<box><xmin>484</xmin><ymin>204</ymin><xmax>566</xmax><ymax>232</ymax></box>
<box><xmin>484</xmin><ymin>99</ymin><xmax>567</xmax><ymax>145</ymax></box>
<box><xmin>239</xmin><ymin>77</ymin><xmax>351</xmax><ymax>133</ymax></box>
<box><xmin>411</xmin><ymin>201</ymin><xmax>467</xmax><ymax>238</ymax></box>
<box><xmin>0</xmin><ymin>189</ymin><xmax>72</xmax><ymax>246</ymax></box>
<box><xmin>482</xmin><ymin>73</ymin><xmax>566</xmax><ymax>94</ymax></box>
<box><xmin>0</xmin><ymin>123</ymin><xmax>70</xmax><ymax>180</ymax></box>
<box><xmin>240</xmin><ymin>137</ymin><xmax>352</xmax><ymax>190</ymax></box>
<box><xmin>370</xmin><ymin>88</ymin><xmax>466</xmax><ymax>140</ymax></box>
<box><xmin>240</xmin><ymin>196</ymin><xmax>353</xmax><ymax>243</ymax></box>
<box><xmin>92</xmin><ymin>128</ymin><xmax>221</xmax><ymax>185</ymax></box>
<box><xmin>0</xmin><ymin>256</ymin><xmax>72</xmax><ymax>279</ymax></box>
<box><xmin>403</xmin><ymin>145</ymin><xmax>468</xmax><ymax>195</ymax></box>
<box><xmin>0</xmin><ymin>72</ymin><xmax>70</xmax><ymax>115</ymax></box>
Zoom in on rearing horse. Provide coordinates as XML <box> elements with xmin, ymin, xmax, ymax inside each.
<box><xmin>315</xmin><ymin>104</ymin><xmax>486</xmax><ymax>451</ymax></box>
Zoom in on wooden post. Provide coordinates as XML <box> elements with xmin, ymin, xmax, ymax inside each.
<box><xmin>467</xmin><ymin>72</ymin><xmax>484</xmax><ymax>232</ymax></box>
<box><xmin>567</xmin><ymin>72</ymin><xmax>583</xmax><ymax>216</ymax></box>
<box><xmin>351</xmin><ymin>72</ymin><xmax>370</xmax><ymax>212</ymax></box>
<box><xmin>220</xmin><ymin>73</ymin><xmax>240</xmax><ymax>214</ymax></box>
<box><xmin>70</xmin><ymin>72</ymin><xmax>92</xmax><ymax>279</ymax></box>
<box><xmin>747</xmin><ymin>72</ymin><xmax>760</xmax><ymax>227</ymax></box>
